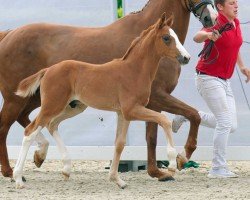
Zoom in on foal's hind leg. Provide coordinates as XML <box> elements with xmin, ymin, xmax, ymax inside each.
<box><xmin>14</xmin><ymin>90</ymin><xmax>71</xmax><ymax>188</ymax></box>
<box><xmin>0</xmin><ymin>94</ymin><xmax>28</xmax><ymax>178</ymax></box>
<box><xmin>13</xmin><ymin>123</ymin><xmax>43</xmax><ymax>189</ymax></box>
<box><xmin>109</xmin><ymin>112</ymin><xmax>130</xmax><ymax>189</ymax></box>
<box><xmin>17</xmin><ymin>95</ymin><xmax>49</xmax><ymax>168</ymax></box>
<box><xmin>49</xmin><ymin>129</ymin><xmax>71</xmax><ymax>181</ymax></box>
<box><xmin>47</xmin><ymin>103</ymin><xmax>87</xmax><ymax>180</ymax></box>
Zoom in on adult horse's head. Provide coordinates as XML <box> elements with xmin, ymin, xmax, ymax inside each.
<box><xmin>154</xmin><ymin>13</ymin><xmax>191</xmax><ymax>65</ymax></box>
<box><xmin>183</xmin><ymin>0</ymin><xmax>217</xmax><ymax>27</ymax></box>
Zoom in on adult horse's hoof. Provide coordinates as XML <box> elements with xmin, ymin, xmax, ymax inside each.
<box><xmin>158</xmin><ymin>176</ymin><xmax>175</xmax><ymax>182</ymax></box>
<box><xmin>176</xmin><ymin>153</ymin><xmax>188</xmax><ymax>171</ymax></box>
<box><xmin>33</xmin><ymin>150</ymin><xmax>45</xmax><ymax>168</ymax></box>
<box><xmin>1</xmin><ymin>166</ymin><xmax>13</xmax><ymax>178</ymax></box>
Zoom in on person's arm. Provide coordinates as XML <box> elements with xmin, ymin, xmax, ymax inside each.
<box><xmin>193</xmin><ymin>30</ymin><xmax>221</xmax><ymax>43</ymax></box>
<box><xmin>237</xmin><ymin>52</ymin><xmax>250</xmax><ymax>83</ymax></box>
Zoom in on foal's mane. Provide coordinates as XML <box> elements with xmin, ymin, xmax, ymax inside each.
<box><xmin>122</xmin><ymin>23</ymin><xmax>156</xmax><ymax>60</ymax></box>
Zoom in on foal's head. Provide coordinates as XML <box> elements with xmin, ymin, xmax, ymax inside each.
<box><xmin>153</xmin><ymin>13</ymin><xmax>191</xmax><ymax>65</ymax></box>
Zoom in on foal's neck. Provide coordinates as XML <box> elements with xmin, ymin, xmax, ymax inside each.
<box><xmin>124</xmin><ymin>35</ymin><xmax>161</xmax><ymax>82</ymax></box>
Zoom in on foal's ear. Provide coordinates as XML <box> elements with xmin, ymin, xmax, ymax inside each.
<box><xmin>166</xmin><ymin>13</ymin><xmax>174</xmax><ymax>27</ymax></box>
<box><xmin>157</xmin><ymin>12</ymin><xmax>167</xmax><ymax>29</ymax></box>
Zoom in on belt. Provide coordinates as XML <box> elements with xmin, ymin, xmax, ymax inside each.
<box><xmin>196</xmin><ymin>69</ymin><xmax>227</xmax><ymax>81</ymax></box>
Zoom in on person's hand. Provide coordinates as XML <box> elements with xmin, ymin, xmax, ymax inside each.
<box><xmin>207</xmin><ymin>30</ymin><xmax>221</xmax><ymax>42</ymax></box>
<box><xmin>240</xmin><ymin>67</ymin><xmax>250</xmax><ymax>83</ymax></box>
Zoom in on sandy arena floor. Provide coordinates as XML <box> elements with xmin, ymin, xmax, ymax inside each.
<box><xmin>1</xmin><ymin>160</ymin><xmax>250</xmax><ymax>200</ymax></box>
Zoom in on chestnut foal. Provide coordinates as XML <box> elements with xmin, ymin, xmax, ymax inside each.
<box><xmin>13</xmin><ymin>14</ymin><xmax>190</xmax><ymax>189</ymax></box>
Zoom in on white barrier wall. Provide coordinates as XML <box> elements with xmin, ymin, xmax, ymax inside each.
<box><xmin>0</xmin><ymin>1</ymin><xmax>250</xmax><ymax>159</ymax></box>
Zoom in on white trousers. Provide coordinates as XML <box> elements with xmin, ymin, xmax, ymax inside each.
<box><xmin>195</xmin><ymin>74</ymin><xmax>237</xmax><ymax>169</ymax></box>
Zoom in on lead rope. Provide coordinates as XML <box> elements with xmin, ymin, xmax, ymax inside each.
<box><xmin>238</xmin><ymin>21</ymin><xmax>250</xmax><ymax>110</ymax></box>
<box><xmin>241</xmin><ymin>21</ymin><xmax>250</xmax><ymax>44</ymax></box>
<box><xmin>236</xmin><ymin>67</ymin><xmax>250</xmax><ymax>110</ymax></box>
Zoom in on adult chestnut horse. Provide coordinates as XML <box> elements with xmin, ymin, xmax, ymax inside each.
<box><xmin>14</xmin><ymin>14</ymin><xmax>190</xmax><ymax>189</ymax></box>
<box><xmin>0</xmin><ymin>0</ymin><xmax>216</xmax><ymax>179</ymax></box>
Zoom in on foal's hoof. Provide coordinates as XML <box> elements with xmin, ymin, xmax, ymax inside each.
<box><xmin>158</xmin><ymin>176</ymin><xmax>175</xmax><ymax>182</ymax></box>
<box><xmin>119</xmin><ymin>184</ymin><xmax>127</xmax><ymax>189</ymax></box>
<box><xmin>110</xmin><ymin>176</ymin><xmax>128</xmax><ymax>189</ymax></box>
<box><xmin>176</xmin><ymin>153</ymin><xmax>188</xmax><ymax>171</ymax></box>
<box><xmin>118</xmin><ymin>181</ymin><xmax>128</xmax><ymax>189</ymax></box>
<box><xmin>33</xmin><ymin>150</ymin><xmax>45</xmax><ymax>168</ymax></box>
<box><xmin>16</xmin><ymin>182</ymin><xmax>25</xmax><ymax>189</ymax></box>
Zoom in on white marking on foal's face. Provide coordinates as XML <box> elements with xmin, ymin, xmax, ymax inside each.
<box><xmin>169</xmin><ymin>28</ymin><xmax>191</xmax><ymax>60</ymax></box>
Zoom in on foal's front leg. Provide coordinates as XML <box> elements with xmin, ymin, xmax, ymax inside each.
<box><xmin>124</xmin><ymin>105</ymin><xmax>177</xmax><ymax>178</ymax></box>
<box><xmin>109</xmin><ymin>112</ymin><xmax>130</xmax><ymax>189</ymax></box>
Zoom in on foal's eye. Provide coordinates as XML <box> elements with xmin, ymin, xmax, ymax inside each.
<box><xmin>162</xmin><ymin>35</ymin><xmax>171</xmax><ymax>44</ymax></box>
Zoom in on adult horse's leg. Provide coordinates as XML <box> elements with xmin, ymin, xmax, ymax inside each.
<box><xmin>109</xmin><ymin>112</ymin><xmax>130</xmax><ymax>189</ymax></box>
<box><xmin>17</xmin><ymin>96</ymin><xmax>49</xmax><ymax>168</ymax></box>
<box><xmin>0</xmin><ymin>94</ymin><xmax>27</xmax><ymax>178</ymax></box>
<box><xmin>146</xmin><ymin>121</ymin><xmax>176</xmax><ymax>181</ymax></box>
<box><xmin>147</xmin><ymin>91</ymin><xmax>200</xmax><ymax>175</ymax></box>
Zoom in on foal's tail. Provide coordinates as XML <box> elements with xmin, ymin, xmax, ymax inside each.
<box><xmin>0</xmin><ymin>30</ymin><xmax>11</xmax><ymax>42</ymax></box>
<box><xmin>16</xmin><ymin>68</ymin><xmax>48</xmax><ymax>98</ymax></box>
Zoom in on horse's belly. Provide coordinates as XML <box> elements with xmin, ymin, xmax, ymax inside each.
<box><xmin>79</xmin><ymin>92</ymin><xmax>120</xmax><ymax>112</ymax></box>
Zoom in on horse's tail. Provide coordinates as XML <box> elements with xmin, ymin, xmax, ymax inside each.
<box><xmin>0</xmin><ymin>30</ymin><xmax>11</xmax><ymax>42</ymax></box>
<box><xmin>16</xmin><ymin>68</ymin><xmax>48</xmax><ymax>98</ymax></box>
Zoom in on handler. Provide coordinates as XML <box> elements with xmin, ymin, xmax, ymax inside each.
<box><xmin>172</xmin><ymin>0</ymin><xmax>250</xmax><ymax>178</ymax></box>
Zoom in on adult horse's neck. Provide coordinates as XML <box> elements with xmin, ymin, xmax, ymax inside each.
<box><xmin>112</xmin><ymin>0</ymin><xmax>190</xmax><ymax>44</ymax></box>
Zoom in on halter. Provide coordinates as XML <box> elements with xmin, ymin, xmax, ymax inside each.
<box><xmin>185</xmin><ymin>0</ymin><xmax>214</xmax><ymax>19</ymax></box>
